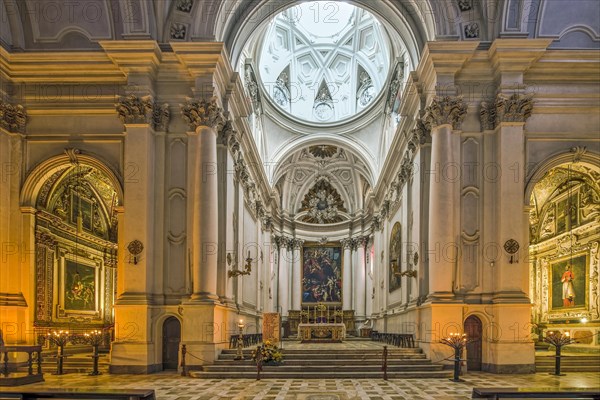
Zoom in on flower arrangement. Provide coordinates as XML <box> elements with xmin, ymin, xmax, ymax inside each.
<box><xmin>251</xmin><ymin>340</ymin><xmax>284</xmax><ymax>364</ymax></box>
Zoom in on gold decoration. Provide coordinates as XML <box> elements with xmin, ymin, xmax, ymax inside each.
<box><xmin>309</xmin><ymin>145</ymin><xmax>338</xmax><ymax>159</ymax></box>
<box><xmin>300</xmin><ymin>178</ymin><xmax>347</xmax><ymax>224</ymax></box>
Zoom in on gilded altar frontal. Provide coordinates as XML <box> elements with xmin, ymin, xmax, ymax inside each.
<box><xmin>0</xmin><ymin>0</ymin><xmax>599</xmax><ymax>394</ymax></box>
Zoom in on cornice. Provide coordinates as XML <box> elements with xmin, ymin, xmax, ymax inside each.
<box><xmin>99</xmin><ymin>41</ymin><xmax>163</xmax><ymax>78</ymax></box>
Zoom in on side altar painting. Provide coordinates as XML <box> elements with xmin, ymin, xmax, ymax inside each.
<box><xmin>65</xmin><ymin>260</ymin><xmax>96</xmax><ymax>311</ymax></box>
<box><xmin>302</xmin><ymin>245</ymin><xmax>342</xmax><ymax>304</ymax></box>
<box><xmin>550</xmin><ymin>253</ymin><xmax>588</xmax><ymax>311</ymax></box>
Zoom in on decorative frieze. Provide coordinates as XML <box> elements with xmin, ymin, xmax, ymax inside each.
<box><xmin>115</xmin><ymin>95</ymin><xmax>170</xmax><ymax>131</ymax></box>
<box><xmin>385</xmin><ymin>61</ymin><xmax>404</xmax><ymax>115</ymax></box>
<box><xmin>244</xmin><ymin>64</ymin><xmax>262</xmax><ymax>116</ymax></box>
<box><xmin>0</xmin><ymin>101</ymin><xmax>27</xmax><ymax>133</ymax></box>
<box><xmin>180</xmin><ymin>97</ymin><xmax>225</xmax><ymax>130</ymax></box>
<box><xmin>423</xmin><ymin>96</ymin><xmax>467</xmax><ymax>130</ymax></box>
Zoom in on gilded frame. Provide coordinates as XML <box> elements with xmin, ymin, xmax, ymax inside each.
<box><xmin>548</xmin><ymin>252</ymin><xmax>589</xmax><ymax>312</ymax></box>
<box><xmin>301</xmin><ymin>242</ymin><xmax>343</xmax><ymax>306</ymax></box>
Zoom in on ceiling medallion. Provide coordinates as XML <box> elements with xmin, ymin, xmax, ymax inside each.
<box><xmin>300</xmin><ymin>178</ymin><xmax>347</xmax><ymax>224</ymax></box>
<box><xmin>309</xmin><ymin>145</ymin><xmax>338</xmax><ymax>159</ymax></box>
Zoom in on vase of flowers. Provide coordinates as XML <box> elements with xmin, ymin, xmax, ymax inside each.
<box><xmin>251</xmin><ymin>340</ymin><xmax>284</xmax><ymax>365</ymax></box>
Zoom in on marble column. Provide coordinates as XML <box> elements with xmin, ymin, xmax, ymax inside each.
<box><xmin>276</xmin><ymin>236</ymin><xmax>290</xmax><ymax>317</ymax></box>
<box><xmin>355</xmin><ymin>237</ymin><xmax>367</xmax><ymax>320</ymax></box>
<box><xmin>114</xmin><ymin>94</ymin><xmax>168</xmax><ymax>303</ymax></box>
<box><xmin>291</xmin><ymin>238</ymin><xmax>304</xmax><ymax>310</ymax></box>
<box><xmin>182</xmin><ymin>98</ymin><xmax>224</xmax><ymax>303</ymax></box>
<box><xmin>493</xmin><ymin>93</ymin><xmax>533</xmax><ymax>301</ymax></box>
<box><xmin>340</xmin><ymin>238</ymin><xmax>353</xmax><ymax>310</ymax></box>
<box><xmin>424</xmin><ymin>96</ymin><xmax>467</xmax><ymax>300</ymax></box>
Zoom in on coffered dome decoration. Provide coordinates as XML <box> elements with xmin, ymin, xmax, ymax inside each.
<box><xmin>300</xmin><ymin>177</ymin><xmax>347</xmax><ymax>224</ymax></box>
<box><xmin>258</xmin><ymin>1</ymin><xmax>391</xmax><ymax>124</ymax></box>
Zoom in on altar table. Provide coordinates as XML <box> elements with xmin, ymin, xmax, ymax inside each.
<box><xmin>297</xmin><ymin>323</ymin><xmax>346</xmax><ymax>343</ymax></box>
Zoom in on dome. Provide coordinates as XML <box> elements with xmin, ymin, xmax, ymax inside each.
<box><xmin>258</xmin><ymin>1</ymin><xmax>392</xmax><ymax>125</ymax></box>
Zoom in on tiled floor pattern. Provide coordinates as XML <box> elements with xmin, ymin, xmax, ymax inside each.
<box><xmin>18</xmin><ymin>372</ymin><xmax>600</xmax><ymax>400</ymax></box>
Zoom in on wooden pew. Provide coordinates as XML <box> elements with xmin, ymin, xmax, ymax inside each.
<box><xmin>0</xmin><ymin>388</ymin><xmax>155</xmax><ymax>400</ymax></box>
<box><xmin>472</xmin><ymin>387</ymin><xmax>600</xmax><ymax>399</ymax></box>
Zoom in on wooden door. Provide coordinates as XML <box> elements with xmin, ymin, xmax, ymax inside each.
<box><xmin>464</xmin><ymin>315</ymin><xmax>482</xmax><ymax>371</ymax></box>
<box><xmin>162</xmin><ymin>317</ymin><xmax>181</xmax><ymax>370</ymax></box>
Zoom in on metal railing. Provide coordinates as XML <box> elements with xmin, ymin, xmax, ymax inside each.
<box><xmin>0</xmin><ymin>345</ymin><xmax>43</xmax><ymax>378</ymax></box>
<box><xmin>228</xmin><ymin>333</ymin><xmax>263</xmax><ymax>349</ymax></box>
<box><xmin>371</xmin><ymin>331</ymin><xmax>415</xmax><ymax>348</ymax></box>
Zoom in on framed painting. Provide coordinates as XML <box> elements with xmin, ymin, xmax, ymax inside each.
<box><xmin>64</xmin><ymin>259</ymin><xmax>97</xmax><ymax>311</ymax></box>
<box><xmin>301</xmin><ymin>244</ymin><xmax>342</xmax><ymax>304</ymax></box>
<box><xmin>549</xmin><ymin>253</ymin><xmax>588</xmax><ymax>312</ymax></box>
<box><xmin>389</xmin><ymin>222</ymin><xmax>402</xmax><ymax>292</ymax></box>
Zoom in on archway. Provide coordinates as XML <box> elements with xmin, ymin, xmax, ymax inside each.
<box><xmin>527</xmin><ymin>159</ymin><xmax>600</xmax><ymax>341</ymax></box>
<box><xmin>162</xmin><ymin>317</ymin><xmax>181</xmax><ymax>370</ymax></box>
<box><xmin>22</xmin><ymin>152</ymin><xmax>122</xmax><ymax>331</ymax></box>
<box><xmin>464</xmin><ymin>315</ymin><xmax>482</xmax><ymax>371</ymax></box>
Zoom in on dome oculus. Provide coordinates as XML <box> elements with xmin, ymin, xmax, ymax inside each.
<box><xmin>259</xmin><ymin>1</ymin><xmax>391</xmax><ymax>124</ymax></box>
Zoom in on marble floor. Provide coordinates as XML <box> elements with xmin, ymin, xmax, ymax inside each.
<box><xmin>14</xmin><ymin>371</ymin><xmax>600</xmax><ymax>400</ymax></box>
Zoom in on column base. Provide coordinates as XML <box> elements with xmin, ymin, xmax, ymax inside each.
<box><xmin>426</xmin><ymin>292</ymin><xmax>460</xmax><ymax>303</ymax></box>
<box><xmin>186</xmin><ymin>293</ymin><xmax>220</xmax><ymax>304</ymax></box>
<box><xmin>492</xmin><ymin>291</ymin><xmax>530</xmax><ymax>304</ymax></box>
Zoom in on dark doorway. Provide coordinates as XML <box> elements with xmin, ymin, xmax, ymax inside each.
<box><xmin>162</xmin><ymin>317</ymin><xmax>181</xmax><ymax>370</ymax></box>
<box><xmin>464</xmin><ymin>315</ymin><xmax>482</xmax><ymax>371</ymax></box>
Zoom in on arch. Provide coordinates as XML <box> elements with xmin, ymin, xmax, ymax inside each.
<box><xmin>21</xmin><ymin>151</ymin><xmax>124</xmax><ymax>208</ymax></box>
<box><xmin>524</xmin><ymin>149</ymin><xmax>600</xmax><ymax>206</ymax></box>
<box><xmin>464</xmin><ymin>314</ymin><xmax>483</xmax><ymax>371</ymax></box>
<box><xmin>269</xmin><ymin>135</ymin><xmax>377</xmax><ymax>186</ymax></box>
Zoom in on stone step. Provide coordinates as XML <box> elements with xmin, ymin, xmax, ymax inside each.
<box><xmin>190</xmin><ymin>370</ymin><xmax>452</xmax><ymax>379</ymax></box>
<box><xmin>214</xmin><ymin>358</ymin><xmax>431</xmax><ymax>365</ymax></box>
<box><xmin>535</xmin><ymin>355</ymin><xmax>600</xmax><ymax>372</ymax></box>
<box><xmin>218</xmin><ymin>353</ymin><xmax>426</xmax><ymax>360</ymax></box>
<box><xmin>220</xmin><ymin>348</ymin><xmax>422</xmax><ymax>355</ymax></box>
<box><xmin>203</xmin><ymin>364</ymin><xmax>445</xmax><ymax>372</ymax></box>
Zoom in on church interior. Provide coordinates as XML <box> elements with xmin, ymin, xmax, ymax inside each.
<box><xmin>0</xmin><ymin>0</ymin><xmax>599</xmax><ymax>397</ymax></box>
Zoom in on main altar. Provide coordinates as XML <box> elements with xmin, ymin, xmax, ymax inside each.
<box><xmin>298</xmin><ymin>322</ymin><xmax>346</xmax><ymax>342</ymax></box>
<box><xmin>288</xmin><ymin>303</ymin><xmax>353</xmax><ymax>342</ymax></box>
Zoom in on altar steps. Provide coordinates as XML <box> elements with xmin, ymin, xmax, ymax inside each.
<box><xmin>535</xmin><ymin>355</ymin><xmax>600</xmax><ymax>372</ymax></box>
<box><xmin>190</xmin><ymin>347</ymin><xmax>451</xmax><ymax>379</ymax></box>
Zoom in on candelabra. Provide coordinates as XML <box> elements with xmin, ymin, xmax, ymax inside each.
<box><xmin>45</xmin><ymin>331</ymin><xmax>71</xmax><ymax>375</ymax></box>
<box><xmin>235</xmin><ymin>320</ymin><xmax>245</xmax><ymax>360</ymax></box>
<box><xmin>544</xmin><ymin>331</ymin><xmax>576</xmax><ymax>376</ymax></box>
<box><xmin>441</xmin><ymin>332</ymin><xmax>468</xmax><ymax>382</ymax></box>
<box><xmin>83</xmin><ymin>330</ymin><xmax>104</xmax><ymax>376</ymax></box>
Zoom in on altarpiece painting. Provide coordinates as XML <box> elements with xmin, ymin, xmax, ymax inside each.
<box><xmin>302</xmin><ymin>245</ymin><xmax>342</xmax><ymax>304</ymax></box>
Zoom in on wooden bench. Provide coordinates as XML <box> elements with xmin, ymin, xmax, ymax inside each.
<box><xmin>0</xmin><ymin>388</ymin><xmax>155</xmax><ymax>400</ymax></box>
<box><xmin>472</xmin><ymin>387</ymin><xmax>600</xmax><ymax>399</ymax></box>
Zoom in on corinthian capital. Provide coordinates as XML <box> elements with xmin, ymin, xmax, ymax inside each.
<box><xmin>116</xmin><ymin>95</ymin><xmax>170</xmax><ymax>131</ymax></box>
<box><xmin>495</xmin><ymin>93</ymin><xmax>533</xmax><ymax>123</ymax></box>
<box><xmin>180</xmin><ymin>97</ymin><xmax>225</xmax><ymax>131</ymax></box>
<box><xmin>148</xmin><ymin>102</ymin><xmax>171</xmax><ymax>132</ymax></box>
<box><xmin>423</xmin><ymin>96</ymin><xmax>467</xmax><ymax>130</ymax></box>
<box><xmin>479</xmin><ymin>100</ymin><xmax>497</xmax><ymax>131</ymax></box>
<box><xmin>340</xmin><ymin>238</ymin><xmax>353</xmax><ymax>249</ymax></box>
<box><xmin>292</xmin><ymin>239</ymin><xmax>305</xmax><ymax>249</ymax></box>
<box><xmin>0</xmin><ymin>101</ymin><xmax>27</xmax><ymax>133</ymax></box>
<box><xmin>116</xmin><ymin>94</ymin><xmax>152</xmax><ymax>124</ymax></box>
